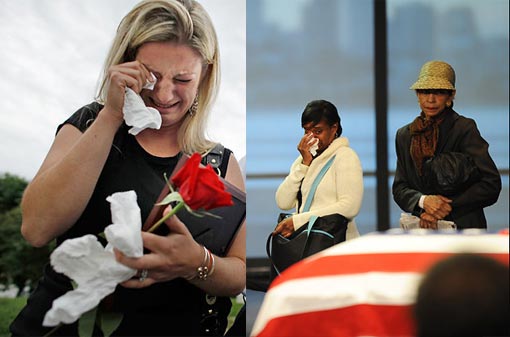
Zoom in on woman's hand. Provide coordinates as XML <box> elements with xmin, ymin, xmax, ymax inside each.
<box><xmin>273</xmin><ymin>216</ymin><xmax>295</xmax><ymax>238</ymax></box>
<box><xmin>419</xmin><ymin>212</ymin><xmax>438</xmax><ymax>229</ymax></box>
<box><xmin>423</xmin><ymin>195</ymin><xmax>452</xmax><ymax>220</ymax></box>
<box><xmin>115</xmin><ymin>206</ymin><xmax>203</xmax><ymax>288</ymax></box>
<box><xmin>298</xmin><ymin>133</ymin><xmax>316</xmax><ymax>166</ymax></box>
<box><xmin>104</xmin><ymin>61</ymin><xmax>154</xmax><ymax>121</ymax></box>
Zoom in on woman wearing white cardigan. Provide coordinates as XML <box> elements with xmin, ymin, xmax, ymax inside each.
<box><xmin>274</xmin><ymin>100</ymin><xmax>363</xmax><ymax>240</ymax></box>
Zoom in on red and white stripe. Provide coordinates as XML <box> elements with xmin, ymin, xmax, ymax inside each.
<box><xmin>251</xmin><ymin>232</ymin><xmax>509</xmax><ymax>337</ymax></box>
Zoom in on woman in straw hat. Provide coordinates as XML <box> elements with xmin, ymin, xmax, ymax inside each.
<box><xmin>392</xmin><ymin>60</ymin><xmax>501</xmax><ymax>230</ymax></box>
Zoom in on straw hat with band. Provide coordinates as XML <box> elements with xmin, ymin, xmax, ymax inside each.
<box><xmin>410</xmin><ymin>60</ymin><xmax>456</xmax><ymax>90</ymax></box>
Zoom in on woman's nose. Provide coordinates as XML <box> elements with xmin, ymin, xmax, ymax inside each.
<box><xmin>152</xmin><ymin>79</ymin><xmax>175</xmax><ymax>104</ymax></box>
<box><xmin>426</xmin><ymin>94</ymin><xmax>436</xmax><ymax>102</ymax></box>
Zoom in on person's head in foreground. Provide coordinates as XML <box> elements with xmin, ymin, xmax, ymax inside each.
<box><xmin>414</xmin><ymin>253</ymin><xmax>509</xmax><ymax>337</ymax></box>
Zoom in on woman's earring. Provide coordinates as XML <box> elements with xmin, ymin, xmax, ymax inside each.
<box><xmin>446</xmin><ymin>101</ymin><xmax>452</xmax><ymax>108</ymax></box>
<box><xmin>189</xmin><ymin>96</ymin><xmax>199</xmax><ymax>117</ymax></box>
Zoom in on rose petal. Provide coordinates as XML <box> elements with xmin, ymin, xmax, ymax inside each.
<box><xmin>171</xmin><ymin>153</ymin><xmax>233</xmax><ymax>211</ymax></box>
<box><xmin>171</xmin><ymin>153</ymin><xmax>201</xmax><ymax>187</ymax></box>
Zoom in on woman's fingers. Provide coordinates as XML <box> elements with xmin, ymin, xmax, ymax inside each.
<box><xmin>298</xmin><ymin>133</ymin><xmax>314</xmax><ymax>151</ymax></box>
<box><xmin>104</xmin><ymin>61</ymin><xmax>154</xmax><ymax>117</ymax></box>
<box><xmin>438</xmin><ymin>195</ymin><xmax>452</xmax><ymax>203</ymax></box>
<box><xmin>424</xmin><ymin>195</ymin><xmax>452</xmax><ymax>219</ymax></box>
<box><xmin>109</xmin><ymin>61</ymin><xmax>152</xmax><ymax>94</ymax></box>
<box><xmin>298</xmin><ymin>133</ymin><xmax>315</xmax><ymax>165</ymax></box>
<box><xmin>114</xmin><ymin>247</ymin><xmax>180</xmax><ymax>289</ymax></box>
<box><xmin>121</xmin><ymin>277</ymin><xmax>156</xmax><ymax>288</ymax></box>
<box><xmin>273</xmin><ymin>218</ymin><xmax>295</xmax><ymax>237</ymax></box>
<box><xmin>420</xmin><ymin>212</ymin><xmax>438</xmax><ymax>229</ymax></box>
<box><xmin>272</xmin><ymin>224</ymin><xmax>282</xmax><ymax>236</ymax></box>
<box><xmin>109</xmin><ymin>70</ymin><xmax>140</xmax><ymax>92</ymax></box>
<box><xmin>114</xmin><ymin>247</ymin><xmax>164</xmax><ymax>271</ymax></box>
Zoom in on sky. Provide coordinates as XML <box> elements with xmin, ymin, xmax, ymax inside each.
<box><xmin>0</xmin><ymin>0</ymin><xmax>246</xmax><ymax>180</ymax></box>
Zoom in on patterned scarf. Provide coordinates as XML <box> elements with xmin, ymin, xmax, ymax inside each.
<box><xmin>409</xmin><ymin>111</ymin><xmax>446</xmax><ymax>175</ymax></box>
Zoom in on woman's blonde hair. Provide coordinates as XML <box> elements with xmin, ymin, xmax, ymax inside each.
<box><xmin>96</xmin><ymin>0</ymin><xmax>219</xmax><ymax>154</ymax></box>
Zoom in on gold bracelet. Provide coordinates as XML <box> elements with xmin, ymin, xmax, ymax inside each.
<box><xmin>185</xmin><ymin>245</ymin><xmax>208</xmax><ymax>281</ymax></box>
<box><xmin>197</xmin><ymin>247</ymin><xmax>212</xmax><ymax>280</ymax></box>
<box><xmin>208</xmin><ymin>252</ymin><xmax>216</xmax><ymax>278</ymax></box>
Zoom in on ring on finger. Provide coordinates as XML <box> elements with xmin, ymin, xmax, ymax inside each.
<box><xmin>139</xmin><ymin>269</ymin><xmax>149</xmax><ymax>282</ymax></box>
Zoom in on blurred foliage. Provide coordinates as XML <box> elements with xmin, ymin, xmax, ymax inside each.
<box><xmin>0</xmin><ymin>207</ymin><xmax>54</xmax><ymax>295</ymax></box>
<box><xmin>0</xmin><ymin>173</ymin><xmax>53</xmax><ymax>296</ymax></box>
<box><xmin>0</xmin><ymin>173</ymin><xmax>28</xmax><ymax>213</ymax></box>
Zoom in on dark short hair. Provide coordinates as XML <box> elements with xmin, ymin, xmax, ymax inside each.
<box><xmin>301</xmin><ymin>100</ymin><xmax>342</xmax><ymax>136</ymax></box>
<box><xmin>415</xmin><ymin>89</ymin><xmax>454</xmax><ymax>96</ymax></box>
<box><xmin>415</xmin><ymin>89</ymin><xmax>455</xmax><ymax>108</ymax></box>
<box><xmin>414</xmin><ymin>253</ymin><xmax>509</xmax><ymax>337</ymax></box>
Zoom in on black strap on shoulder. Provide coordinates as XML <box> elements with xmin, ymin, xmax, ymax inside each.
<box><xmin>201</xmin><ymin>143</ymin><xmax>230</xmax><ymax>178</ymax></box>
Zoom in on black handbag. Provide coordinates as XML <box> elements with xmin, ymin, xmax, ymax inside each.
<box><xmin>423</xmin><ymin>152</ymin><xmax>481</xmax><ymax>196</ymax></box>
<box><xmin>267</xmin><ymin>213</ymin><xmax>348</xmax><ymax>276</ymax></box>
<box><xmin>267</xmin><ymin>155</ymin><xmax>348</xmax><ymax>280</ymax></box>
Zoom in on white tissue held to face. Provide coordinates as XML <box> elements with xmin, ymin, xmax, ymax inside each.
<box><xmin>308</xmin><ymin>137</ymin><xmax>319</xmax><ymax>156</ymax></box>
<box><xmin>143</xmin><ymin>72</ymin><xmax>157</xmax><ymax>90</ymax></box>
<box><xmin>123</xmin><ymin>72</ymin><xmax>161</xmax><ymax>135</ymax></box>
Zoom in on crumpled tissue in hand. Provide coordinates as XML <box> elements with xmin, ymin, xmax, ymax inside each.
<box><xmin>309</xmin><ymin>137</ymin><xmax>319</xmax><ymax>156</ymax></box>
<box><xmin>399</xmin><ymin>212</ymin><xmax>456</xmax><ymax>230</ymax></box>
<box><xmin>123</xmin><ymin>73</ymin><xmax>161</xmax><ymax>135</ymax></box>
<box><xmin>43</xmin><ymin>190</ymin><xmax>143</xmax><ymax>327</ymax></box>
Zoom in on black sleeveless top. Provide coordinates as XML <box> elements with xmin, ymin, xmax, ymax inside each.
<box><xmin>10</xmin><ymin>102</ymin><xmax>233</xmax><ymax>336</ymax></box>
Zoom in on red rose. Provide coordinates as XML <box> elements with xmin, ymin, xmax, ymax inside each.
<box><xmin>171</xmin><ymin>153</ymin><xmax>233</xmax><ymax>210</ymax></box>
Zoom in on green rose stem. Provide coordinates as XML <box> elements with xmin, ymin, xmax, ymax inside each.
<box><xmin>43</xmin><ymin>324</ymin><xmax>62</xmax><ymax>337</ymax></box>
<box><xmin>147</xmin><ymin>201</ymin><xmax>185</xmax><ymax>233</ymax></box>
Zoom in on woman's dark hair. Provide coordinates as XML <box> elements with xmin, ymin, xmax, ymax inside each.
<box><xmin>301</xmin><ymin>100</ymin><xmax>342</xmax><ymax>137</ymax></box>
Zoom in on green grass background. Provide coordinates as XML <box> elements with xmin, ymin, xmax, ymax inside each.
<box><xmin>0</xmin><ymin>297</ymin><xmax>26</xmax><ymax>337</ymax></box>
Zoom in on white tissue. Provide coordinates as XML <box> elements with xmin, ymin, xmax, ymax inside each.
<box><xmin>123</xmin><ymin>88</ymin><xmax>161</xmax><ymax>135</ymax></box>
<box><xmin>308</xmin><ymin>138</ymin><xmax>319</xmax><ymax>156</ymax></box>
<box><xmin>143</xmin><ymin>72</ymin><xmax>157</xmax><ymax>90</ymax></box>
<box><xmin>399</xmin><ymin>213</ymin><xmax>457</xmax><ymax>230</ymax></box>
<box><xmin>104</xmin><ymin>191</ymin><xmax>143</xmax><ymax>258</ymax></box>
<box><xmin>122</xmin><ymin>73</ymin><xmax>161</xmax><ymax>135</ymax></box>
<box><xmin>43</xmin><ymin>191</ymin><xmax>143</xmax><ymax>327</ymax></box>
